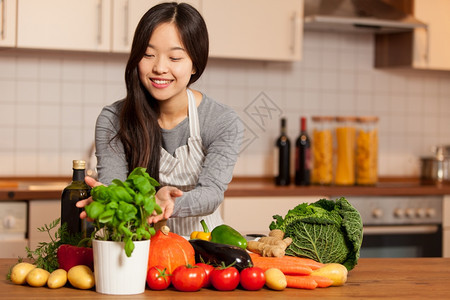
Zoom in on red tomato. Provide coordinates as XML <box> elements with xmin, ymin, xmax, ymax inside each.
<box><xmin>146</xmin><ymin>266</ymin><xmax>171</xmax><ymax>290</ymax></box>
<box><xmin>210</xmin><ymin>266</ymin><xmax>240</xmax><ymax>291</ymax></box>
<box><xmin>195</xmin><ymin>263</ymin><xmax>215</xmax><ymax>288</ymax></box>
<box><xmin>240</xmin><ymin>267</ymin><xmax>266</xmax><ymax>291</ymax></box>
<box><xmin>171</xmin><ymin>265</ymin><xmax>206</xmax><ymax>292</ymax></box>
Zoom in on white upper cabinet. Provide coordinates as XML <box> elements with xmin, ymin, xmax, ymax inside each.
<box><xmin>202</xmin><ymin>0</ymin><xmax>304</xmax><ymax>61</ymax></box>
<box><xmin>375</xmin><ymin>0</ymin><xmax>450</xmax><ymax>71</ymax></box>
<box><xmin>17</xmin><ymin>0</ymin><xmax>112</xmax><ymax>52</ymax></box>
<box><xmin>112</xmin><ymin>0</ymin><xmax>201</xmax><ymax>53</ymax></box>
<box><xmin>0</xmin><ymin>0</ymin><xmax>17</xmax><ymax>47</ymax></box>
<box><xmin>112</xmin><ymin>0</ymin><xmax>158</xmax><ymax>53</ymax></box>
<box><xmin>413</xmin><ymin>0</ymin><xmax>450</xmax><ymax>70</ymax></box>
<box><xmin>10</xmin><ymin>0</ymin><xmax>303</xmax><ymax>61</ymax></box>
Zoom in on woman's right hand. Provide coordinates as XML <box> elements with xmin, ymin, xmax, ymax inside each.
<box><xmin>76</xmin><ymin>176</ymin><xmax>103</xmax><ymax>220</ymax></box>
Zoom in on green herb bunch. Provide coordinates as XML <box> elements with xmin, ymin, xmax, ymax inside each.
<box><xmin>85</xmin><ymin>167</ymin><xmax>161</xmax><ymax>257</ymax></box>
<box><xmin>24</xmin><ymin>218</ymin><xmax>84</xmax><ymax>273</ymax></box>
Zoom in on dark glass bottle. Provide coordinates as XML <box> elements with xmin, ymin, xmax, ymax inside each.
<box><xmin>295</xmin><ymin>117</ymin><xmax>311</xmax><ymax>186</ymax></box>
<box><xmin>61</xmin><ymin>160</ymin><xmax>91</xmax><ymax>237</ymax></box>
<box><xmin>275</xmin><ymin>118</ymin><xmax>291</xmax><ymax>186</ymax></box>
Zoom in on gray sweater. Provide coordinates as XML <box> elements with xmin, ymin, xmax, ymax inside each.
<box><xmin>95</xmin><ymin>93</ymin><xmax>244</xmax><ymax>218</ymax></box>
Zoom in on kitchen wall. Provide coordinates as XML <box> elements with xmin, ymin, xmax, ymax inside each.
<box><xmin>1</xmin><ymin>30</ymin><xmax>450</xmax><ymax>178</ymax></box>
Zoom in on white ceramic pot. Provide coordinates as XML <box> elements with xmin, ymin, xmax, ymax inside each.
<box><xmin>92</xmin><ymin>239</ymin><xmax>150</xmax><ymax>295</ymax></box>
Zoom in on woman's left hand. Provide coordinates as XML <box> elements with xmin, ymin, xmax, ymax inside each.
<box><xmin>148</xmin><ymin>186</ymin><xmax>183</xmax><ymax>224</ymax></box>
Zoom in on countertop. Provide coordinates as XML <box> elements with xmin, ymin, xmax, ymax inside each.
<box><xmin>2</xmin><ymin>258</ymin><xmax>450</xmax><ymax>299</ymax></box>
<box><xmin>2</xmin><ymin>176</ymin><xmax>450</xmax><ymax>201</ymax></box>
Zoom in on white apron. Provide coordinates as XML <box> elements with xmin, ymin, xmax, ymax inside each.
<box><xmin>158</xmin><ymin>89</ymin><xmax>223</xmax><ymax>236</ymax></box>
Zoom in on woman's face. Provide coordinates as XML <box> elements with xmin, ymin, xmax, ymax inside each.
<box><xmin>138</xmin><ymin>22</ymin><xmax>194</xmax><ymax>103</ymax></box>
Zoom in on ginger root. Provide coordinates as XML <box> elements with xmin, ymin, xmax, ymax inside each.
<box><xmin>247</xmin><ymin>229</ymin><xmax>292</xmax><ymax>257</ymax></box>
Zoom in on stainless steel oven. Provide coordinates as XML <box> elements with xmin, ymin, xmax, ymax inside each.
<box><xmin>349</xmin><ymin>196</ymin><xmax>442</xmax><ymax>258</ymax></box>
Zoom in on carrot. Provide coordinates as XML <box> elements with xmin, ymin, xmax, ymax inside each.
<box><xmin>249</xmin><ymin>254</ymin><xmax>313</xmax><ymax>275</ymax></box>
<box><xmin>308</xmin><ymin>275</ymin><xmax>334</xmax><ymax>288</ymax></box>
<box><xmin>272</xmin><ymin>254</ymin><xmax>325</xmax><ymax>270</ymax></box>
<box><xmin>249</xmin><ymin>253</ymin><xmax>324</xmax><ymax>272</ymax></box>
<box><xmin>285</xmin><ymin>275</ymin><xmax>318</xmax><ymax>290</ymax></box>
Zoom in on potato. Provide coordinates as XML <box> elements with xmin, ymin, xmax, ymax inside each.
<box><xmin>311</xmin><ymin>263</ymin><xmax>348</xmax><ymax>286</ymax></box>
<box><xmin>67</xmin><ymin>265</ymin><xmax>95</xmax><ymax>289</ymax></box>
<box><xmin>26</xmin><ymin>268</ymin><xmax>50</xmax><ymax>287</ymax></box>
<box><xmin>47</xmin><ymin>269</ymin><xmax>68</xmax><ymax>289</ymax></box>
<box><xmin>264</xmin><ymin>268</ymin><xmax>287</xmax><ymax>291</ymax></box>
<box><xmin>10</xmin><ymin>262</ymin><xmax>36</xmax><ymax>285</ymax></box>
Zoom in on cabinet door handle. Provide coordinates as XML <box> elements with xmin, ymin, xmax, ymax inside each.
<box><xmin>1</xmin><ymin>0</ymin><xmax>5</xmax><ymax>40</ymax></box>
<box><xmin>290</xmin><ymin>11</ymin><xmax>300</xmax><ymax>55</ymax></box>
<box><xmin>414</xmin><ymin>26</ymin><xmax>430</xmax><ymax>68</ymax></box>
<box><xmin>124</xmin><ymin>0</ymin><xmax>129</xmax><ymax>46</ymax></box>
<box><xmin>97</xmin><ymin>0</ymin><xmax>103</xmax><ymax>45</ymax></box>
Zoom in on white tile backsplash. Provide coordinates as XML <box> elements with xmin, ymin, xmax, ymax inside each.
<box><xmin>17</xmin><ymin>80</ymin><xmax>39</xmax><ymax>103</ymax></box>
<box><xmin>1</xmin><ymin>30</ymin><xmax>450</xmax><ymax>177</ymax></box>
<box><xmin>0</xmin><ymin>103</ymin><xmax>15</xmax><ymax>127</ymax></box>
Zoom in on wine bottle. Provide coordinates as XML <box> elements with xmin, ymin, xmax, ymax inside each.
<box><xmin>295</xmin><ymin>117</ymin><xmax>311</xmax><ymax>186</ymax></box>
<box><xmin>275</xmin><ymin>118</ymin><xmax>291</xmax><ymax>186</ymax></box>
<box><xmin>61</xmin><ymin>160</ymin><xmax>91</xmax><ymax>237</ymax></box>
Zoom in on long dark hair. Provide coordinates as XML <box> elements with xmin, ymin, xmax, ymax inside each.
<box><xmin>118</xmin><ymin>2</ymin><xmax>209</xmax><ymax>180</ymax></box>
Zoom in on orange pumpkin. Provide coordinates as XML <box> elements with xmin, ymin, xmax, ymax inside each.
<box><xmin>148</xmin><ymin>225</ymin><xmax>195</xmax><ymax>274</ymax></box>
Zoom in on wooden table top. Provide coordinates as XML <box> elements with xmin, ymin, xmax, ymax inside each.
<box><xmin>2</xmin><ymin>257</ymin><xmax>450</xmax><ymax>299</ymax></box>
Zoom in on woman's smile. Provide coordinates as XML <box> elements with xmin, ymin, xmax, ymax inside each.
<box><xmin>151</xmin><ymin>78</ymin><xmax>174</xmax><ymax>88</ymax></box>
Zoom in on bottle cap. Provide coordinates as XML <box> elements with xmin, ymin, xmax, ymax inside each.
<box><xmin>356</xmin><ymin>116</ymin><xmax>379</xmax><ymax>123</ymax></box>
<box><xmin>335</xmin><ymin>116</ymin><xmax>357</xmax><ymax>122</ymax></box>
<box><xmin>73</xmin><ymin>160</ymin><xmax>86</xmax><ymax>170</ymax></box>
<box><xmin>312</xmin><ymin>116</ymin><xmax>334</xmax><ymax>122</ymax></box>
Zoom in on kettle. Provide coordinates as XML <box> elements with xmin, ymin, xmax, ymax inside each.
<box><xmin>420</xmin><ymin>145</ymin><xmax>450</xmax><ymax>185</ymax></box>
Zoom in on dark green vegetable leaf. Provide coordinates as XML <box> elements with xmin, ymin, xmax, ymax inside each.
<box><xmin>117</xmin><ymin>202</ymin><xmax>137</xmax><ymax>222</ymax></box>
<box><xmin>98</xmin><ymin>209</ymin><xmax>115</xmax><ymax>223</ymax></box>
<box><xmin>85</xmin><ymin>201</ymin><xmax>105</xmax><ymax>220</ymax></box>
<box><xmin>91</xmin><ymin>185</ymin><xmax>110</xmax><ymax>203</ymax></box>
<box><xmin>270</xmin><ymin>197</ymin><xmax>363</xmax><ymax>271</ymax></box>
<box><xmin>124</xmin><ymin>237</ymin><xmax>135</xmax><ymax>257</ymax></box>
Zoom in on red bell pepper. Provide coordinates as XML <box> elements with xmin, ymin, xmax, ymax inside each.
<box><xmin>57</xmin><ymin>244</ymin><xmax>94</xmax><ymax>272</ymax></box>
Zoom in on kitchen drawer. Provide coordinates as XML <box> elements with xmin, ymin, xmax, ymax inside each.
<box><xmin>28</xmin><ymin>199</ymin><xmax>60</xmax><ymax>251</ymax></box>
<box><xmin>222</xmin><ymin>196</ymin><xmax>324</xmax><ymax>235</ymax></box>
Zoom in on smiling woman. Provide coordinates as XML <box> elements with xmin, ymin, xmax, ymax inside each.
<box><xmin>77</xmin><ymin>2</ymin><xmax>244</xmax><ymax>237</ymax></box>
<box><xmin>138</xmin><ymin>22</ymin><xmax>195</xmax><ymax>106</ymax></box>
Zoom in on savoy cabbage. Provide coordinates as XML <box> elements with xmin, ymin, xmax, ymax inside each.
<box><xmin>269</xmin><ymin>197</ymin><xmax>363</xmax><ymax>270</ymax></box>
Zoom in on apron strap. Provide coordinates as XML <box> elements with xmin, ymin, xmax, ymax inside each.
<box><xmin>187</xmin><ymin>89</ymin><xmax>201</xmax><ymax>138</ymax></box>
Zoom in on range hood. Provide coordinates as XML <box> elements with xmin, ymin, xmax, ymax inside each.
<box><xmin>304</xmin><ymin>0</ymin><xmax>427</xmax><ymax>34</ymax></box>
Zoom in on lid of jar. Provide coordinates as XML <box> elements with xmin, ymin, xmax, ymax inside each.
<box><xmin>335</xmin><ymin>116</ymin><xmax>357</xmax><ymax>122</ymax></box>
<box><xmin>312</xmin><ymin>116</ymin><xmax>334</xmax><ymax>122</ymax></box>
<box><xmin>73</xmin><ymin>160</ymin><xmax>86</xmax><ymax>169</ymax></box>
<box><xmin>356</xmin><ymin>116</ymin><xmax>379</xmax><ymax>123</ymax></box>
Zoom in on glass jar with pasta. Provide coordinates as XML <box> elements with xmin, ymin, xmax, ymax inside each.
<box><xmin>335</xmin><ymin>116</ymin><xmax>357</xmax><ymax>186</ymax></box>
<box><xmin>311</xmin><ymin>116</ymin><xmax>334</xmax><ymax>185</ymax></box>
<box><xmin>356</xmin><ymin>116</ymin><xmax>379</xmax><ymax>185</ymax></box>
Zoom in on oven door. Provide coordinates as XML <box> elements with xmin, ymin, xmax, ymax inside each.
<box><xmin>360</xmin><ymin>224</ymin><xmax>442</xmax><ymax>258</ymax></box>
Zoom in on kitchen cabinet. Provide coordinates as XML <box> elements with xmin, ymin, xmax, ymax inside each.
<box><xmin>17</xmin><ymin>0</ymin><xmax>112</xmax><ymax>52</ymax></box>
<box><xmin>28</xmin><ymin>199</ymin><xmax>60</xmax><ymax>251</ymax></box>
<box><xmin>112</xmin><ymin>0</ymin><xmax>201</xmax><ymax>53</ymax></box>
<box><xmin>375</xmin><ymin>0</ymin><xmax>450</xmax><ymax>70</ymax></box>
<box><xmin>443</xmin><ymin>195</ymin><xmax>450</xmax><ymax>257</ymax></box>
<box><xmin>202</xmin><ymin>0</ymin><xmax>303</xmax><ymax>61</ymax></box>
<box><xmin>0</xmin><ymin>0</ymin><xmax>16</xmax><ymax>47</ymax></box>
<box><xmin>221</xmin><ymin>196</ymin><xmax>322</xmax><ymax>235</ymax></box>
<box><xmin>8</xmin><ymin>0</ymin><xmax>304</xmax><ymax>61</ymax></box>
